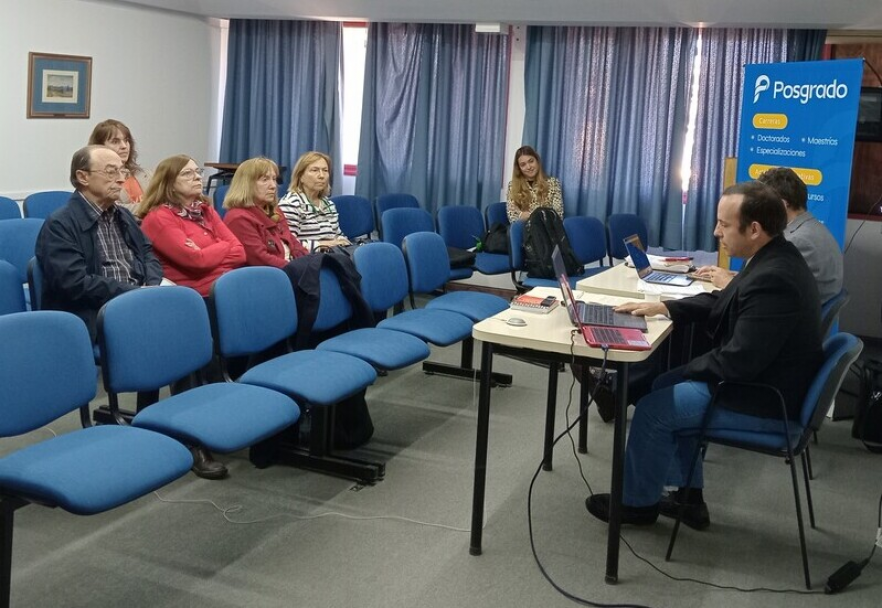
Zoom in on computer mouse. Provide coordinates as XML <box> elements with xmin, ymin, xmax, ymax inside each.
<box><xmin>506</xmin><ymin>317</ymin><xmax>527</xmax><ymax>327</ymax></box>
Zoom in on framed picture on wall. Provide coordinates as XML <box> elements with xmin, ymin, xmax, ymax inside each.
<box><xmin>27</xmin><ymin>52</ymin><xmax>92</xmax><ymax>118</ymax></box>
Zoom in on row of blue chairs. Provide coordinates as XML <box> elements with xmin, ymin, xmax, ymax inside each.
<box><xmin>0</xmin><ymin>191</ymin><xmax>73</xmax><ymax>221</ymax></box>
<box><xmin>0</xmin><ymin>231</ymin><xmax>512</xmax><ymax>605</ymax></box>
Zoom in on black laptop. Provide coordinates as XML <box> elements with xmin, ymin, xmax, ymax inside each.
<box><xmin>551</xmin><ymin>246</ymin><xmax>647</xmax><ymax>332</ymax></box>
<box><xmin>622</xmin><ymin>235</ymin><xmax>693</xmax><ymax>287</ymax></box>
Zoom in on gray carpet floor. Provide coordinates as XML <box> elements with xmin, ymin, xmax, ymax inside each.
<box><xmin>4</xmin><ymin>342</ymin><xmax>881</xmax><ymax>607</ymax></box>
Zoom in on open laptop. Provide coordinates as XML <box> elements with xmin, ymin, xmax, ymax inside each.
<box><xmin>552</xmin><ymin>246</ymin><xmax>651</xmax><ymax>351</ymax></box>
<box><xmin>551</xmin><ymin>247</ymin><xmax>647</xmax><ymax>332</ymax></box>
<box><xmin>623</xmin><ymin>234</ymin><xmax>693</xmax><ymax>287</ymax></box>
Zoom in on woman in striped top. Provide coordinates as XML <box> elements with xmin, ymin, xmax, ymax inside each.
<box><xmin>278</xmin><ymin>151</ymin><xmax>350</xmax><ymax>253</ymax></box>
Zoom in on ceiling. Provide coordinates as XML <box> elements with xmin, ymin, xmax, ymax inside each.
<box><xmin>103</xmin><ymin>0</ymin><xmax>882</xmax><ymax>31</ymax></box>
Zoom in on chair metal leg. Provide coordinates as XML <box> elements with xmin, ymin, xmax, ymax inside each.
<box><xmin>1</xmin><ymin>499</ymin><xmax>27</xmax><ymax>608</ymax></box>
<box><xmin>805</xmin><ymin>444</ymin><xmax>814</xmax><ymax>480</ymax></box>
<box><xmin>277</xmin><ymin>406</ymin><xmax>385</xmax><ymax>484</ymax></box>
<box><xmin>665</xmin><ymin>437</ymin><xmax>705</xmax><ymax>562</ymax></box>
<box><xmin>787</xmin><ymin>448</ymin><xmax>812</xmax><ymax>589</ymax></box>
<box><xmin>421</xmin><ymin>337</ymin><xmax>513</xmax><ymax>386</ymax></box>
<box><xmin>801</xmin><ymin>453</ymin><xmax>816</xmax><ymax>529</ymax></box>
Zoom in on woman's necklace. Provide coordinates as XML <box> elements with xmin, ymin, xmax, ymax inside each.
<box><xmin>302</xmin><ymin>191</ymin><xmax>327</xmax><ymax>214</ymax></box>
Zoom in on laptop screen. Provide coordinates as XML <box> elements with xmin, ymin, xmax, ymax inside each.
<box><xmin>622</xmin><ymin>234</ymin><xmax>653</xmax><ymax>279</ymax></box>
<box><xmin>552</xmin><ymin>246</ymin><xmax>580</xmax><ymax>326</ymax></box>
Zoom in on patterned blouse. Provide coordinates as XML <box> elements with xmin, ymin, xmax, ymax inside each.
<box><xmin>506</xmin><ymin>176</ymin><xmax>563</xmax><ymax>223</ymax></box>
<box><xmin>277</xmin><ymin>190</ymin><xmax>344</xmax><ymax>253</ymax></box>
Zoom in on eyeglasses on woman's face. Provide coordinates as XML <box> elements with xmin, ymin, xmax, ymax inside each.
<box><xmin>179</xmin><ymin>167</ymin><xmax>205</xmax><ymax>181</ymax></box>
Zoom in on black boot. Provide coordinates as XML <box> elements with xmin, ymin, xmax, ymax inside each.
<box><xmin>190</xmin><ymin>446</ymin><xmax>228</xmax><ymax>480</ymax></box>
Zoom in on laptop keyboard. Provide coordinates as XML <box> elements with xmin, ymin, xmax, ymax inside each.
<box><xmin>591</xmin><ymin>327</ymin><xmax>625</xmax><ymax>344</ymax></box>
<box><xmin>577</xmin><ymin>303</ymin><xmax>647</xmax><ymax>331</ymax></box>
<box><xmin>646</xmin><ymin>272</ymin><xmax>678</xmax><ymax>283</ymax></box>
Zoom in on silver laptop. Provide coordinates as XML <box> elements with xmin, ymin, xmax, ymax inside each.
<box><xmin>622</xmin><ymin>235</ymin><xmax>693</xmax><ymax>287</ymax></box>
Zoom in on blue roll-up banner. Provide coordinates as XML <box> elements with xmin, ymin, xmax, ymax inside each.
<box><xmin>736</xmin><ymin>58</ymin><xmax>864</xmax><ymax>252</ymax></box>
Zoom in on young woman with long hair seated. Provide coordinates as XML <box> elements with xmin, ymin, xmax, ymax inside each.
<box><xmin>506</xmin><ymin>145</ymin><xmax>563</xmax><ymax>223</ymax></box>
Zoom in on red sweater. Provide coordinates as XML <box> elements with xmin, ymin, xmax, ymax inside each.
<box><xmin>223</xmin><ymin>205</ymin><xmax>308</xmax><ymax>268</ymax></box>
<box><xmin>141</xmin><ymin>203</ymin><xmax>246</xmax><ymax>296</ymax></box>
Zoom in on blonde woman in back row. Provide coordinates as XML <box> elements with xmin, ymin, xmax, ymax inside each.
<box><xmin>505</xmin><ymin>145</ymin><xmax>563</xmax><ymax>223</ymax></box>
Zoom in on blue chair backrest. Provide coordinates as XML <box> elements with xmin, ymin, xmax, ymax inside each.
<box><xmin>213</xmin><ymin>184</ymin><xmax>229</xmax><ymax>219</ymax></box>
<box><xmin>0</xmin><ymin>311</ymin><xmax>97</xmax><ymax>436</ymax></box>
<box><xmin>565</xmin><ymin>216</ymin><xmax>607</xmax><ymax>265</ymax></box>
<box><xmin>353</xmin><ymin>242</ymin><xmax>409</xmax><ymax>312</ymax></box>
<box><xmin>607</xmin><ymin>213</ymin><xmax>648</xmax><ymax>261</ymax></box>
<box><xmin>331</xmin><ymin>195</ymin><xmax>374</xmax><ymax>240</ymax></box>
<box><xmin>27</xmin><ymin>257</ymin><xmax>42</xmax><ymax>311</ymax></box>
<box><xmin>98</xmin><ymin>286</ymin><xmax>214</xmax><ymax>393</ymax></box>
<box><xmin>437</xmin><ymin>206</ymin><xmax>486</xmax><ymax>250</ymax></box>
<box><xmin>802</xmin><ymin>333</ymin><xmax>863</xmax><ymax>434</ymax></box>
<box><xmin>382</xmin><ymin>207</ymin><xmax>434</xmax><ymax>249</ymax></box>
<box><xmin>485</xmin><ymin>202</ymin><xmax>509</xmax><ymax>227</ymax></box>
<box><xmin>376</xmin><ymin>193</ymin><xmax>419</xmax><ymax>218</ymax></box>
<box><xmin>0</xmin><ymin>260</ymin><xmax>26</xmax><ymax>316</ymax></box>
<box><xmin>211</xmin><ymin>266</ymin><xmax>297</xmax><ymax>358</ymax></box>
<box><xmin>0</xmin><ymin>218</ymin><xmax>45</xmax><ymax>282</ymax></box>
<box><xmin>820</xmin><ymin>289</ymin><xmax>849</xmax><ymax>339</ymax></box>
<box><xmin>23</xmin><ymin>191</ymin><xmax>72</xmax><ymax>220</ymax></box>
<box><xmin>0</xmin><ymin>196</ymin><xmax>21</xmax><ymax>219</ymax></box>
<box><xmin>313</xmin><ymin>268</ymin><xmax>354</xmax><ymax>332</ymax></box>
<box><xmin>402</xmin><ymin>231</ymin><xmax>451</xmax><ymax>294</ymax></box>
<box><xmin>508</xmin><ymin>220</ymin><xmax>526</xmax><ymax>271</ymax></box>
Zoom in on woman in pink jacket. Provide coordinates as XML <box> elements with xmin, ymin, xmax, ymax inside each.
<box><xmin>139</xmin><ymin>155</ymin><xmax>246</xmax><ymax>296</ymax></box>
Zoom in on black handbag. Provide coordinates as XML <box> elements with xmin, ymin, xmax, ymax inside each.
<box><xmin>447</xmin><ymin>246</ymin><xmax>476</xmax><ymax>269</ymax></box>
<box><xmin>481</xmin><ymin>222</ymin><xmax>509</xmax><ymax>254</ymax></box>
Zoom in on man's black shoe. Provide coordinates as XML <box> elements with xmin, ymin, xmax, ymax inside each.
<box><xmin>659</xmin><ymin>490</ymin><xmax>710</xmax><ymax>530</ymax></box>
<box><xmin>190</xmin><ymin>446</ymin><xmax>228</xmax><ymax>480</ymax></box>
<box><xmin>586</xmin><ymin>494</ymin><xmax>659</xmax><ymax>525</ymax></box>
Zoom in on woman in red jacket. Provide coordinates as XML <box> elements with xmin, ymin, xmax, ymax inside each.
<box><xmin>222</xmin><ymin>157</ymin><xmax>309</xmax><ymax>266</ymax></box>
<box><xmin>139</xmin><ymin>155</ymin><xmax>246</xmax><ymax>296</ymax></box>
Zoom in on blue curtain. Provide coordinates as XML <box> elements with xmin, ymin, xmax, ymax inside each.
<box><xmin>220</xmin><ymin>20</ymin><xmax>341</xmax><ymax>186</ymax></box>
<box><xmin>355</xmin><ymin>23</ymin><xmax>509</xmax><ymax>214</ymax></box>
<box><xmin>682</xmin><ymin>29</ymin><xmax>826</xmax><ymax>251</ymax></box>
<box><xmin>523</xmin><ymin>27</ymin><xmax>696</xmax><ymax>248</ymax></box>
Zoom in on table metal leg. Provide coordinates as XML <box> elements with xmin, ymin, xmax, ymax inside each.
<box><xmin>542</xmin><ymin>362</ymin><xmax>559</xmax><ymax>471</ymax></box>
<box><xmin>578</xmin><ymin>361</ymin><xmax>589</xmax><ymax>453</ymax></box>
<box><xmin>605</xmin><ymin>362</ymin><xmax>629</xmax><ymax>584</ymax></box>
<box><xmin>469</xmin><ymin>341</ymin><xmax>494</xmax><ymax>556</ymax></box>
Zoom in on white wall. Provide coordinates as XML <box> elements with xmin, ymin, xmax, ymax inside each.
<box><xmin>1</xmin><ymin>0</ymin><xmax>222</xmax><ymax>201</ymax></box>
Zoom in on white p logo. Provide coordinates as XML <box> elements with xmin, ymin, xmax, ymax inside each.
<box><xmin>754</xmin><ymin>75</ymin><xmax>770</xmax><ymax>103</ymax></box>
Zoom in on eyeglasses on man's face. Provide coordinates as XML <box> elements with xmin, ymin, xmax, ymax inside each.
<box><xmin>179</xmin><ymin>168</ymin><xmax>205</xmax><ymax>180</ymax></box>
<box><xmin>86</xmin><ymin>166</ymin><xmax>131</xmax><ymax>180</ymax></box>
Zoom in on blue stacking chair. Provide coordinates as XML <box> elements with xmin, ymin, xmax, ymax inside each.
<box><xmin>98</xmin><ymin>286</ymin><xmax>301</xmax><ymax>472</ymax></box>
<box><xmin>0</xmin><ymin>260</ymin><xmax>26</xmax><ymax>316</ymax></box>
<box><xmin>0</xmin><ymin>196</ymin><xmax>20</xmax><ymax>220</ymax></box>
<box><xmin>0</xmin><ymin>218</ymin><xmax>44</xmax><ymax>309</ymax></box>
<box><xmin>820</xmin><ymin>289</ymin><xmax>849</xmax><ymax>339</ymax></box>
<box><xmin>22</xmin><ymin>191</ymin><xmax>71</xmax><ymax>220</ymax></box>
<box><xmin>0</xmin><ymin>311</ymin><xmax>193</xmax><ymax>608</ymax></box>
<box><xmin>437</xmin><ymin>206</ymin><xmax>510</xmax><ymax>276</ymax></box>
<box><xmin>312</xmin><ymin>267</ymin><xmax>431</xmax><ymax>372</ymax></box>
<box><xmin>485</xmin><ymin>201</ymin><xmax>509</xmax><ymax>227</ymax></box>
<box><xmin>212</xmin><ymin>184</ymin><xmax>229</xmax><ymax>219</ymax></box>
<box><xmin>375</xmin><ymin>192</ymin><xmax>419</xmax><ymax>232</ymax></box>
<box><xmin>383</xmin><ymin>208</ymin><xmax>473</xmax><ymax>281</ymax></box>
<box><xmin>402</xmin><ymin>231</ymin><xmax>509</xmax><ymax>321</ymax></box>
<box><xmin>210</xmin><ymin>266</ymin><xmax>382</xmax><ymax>483</ymax></box>
<box><xmin>606</xmin><ymin>213</ymin><xmax>648</xmax><ymax>265</ymax></box>
<box><xmin>26</xmin><ymin>258</ymin><xmax>42</xmax><ymax>311</ymax></box>
<box><xmin>331</xmin><ymin>195</ymin><xmax>375</xmax><ymax>241</ymax></box>
<box><xmin>665</xmin><ymin>333</ymin><xmax>864</xmax><ymax>590</ymax></box>
<box><xmin>508</xmin><ymin>218</ymin><xmax>607</xmax><ymax>292</ymax></box>
<box><xmin>353</xmin><ymin>242</ymin><xmax>480</xmax><ymax>381</ymax></box>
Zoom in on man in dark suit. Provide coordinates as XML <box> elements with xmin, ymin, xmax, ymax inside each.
<box><xmin>586</xmin><ymin>181</ymin><xmax>824</xmax><ymax>528</ymax></box>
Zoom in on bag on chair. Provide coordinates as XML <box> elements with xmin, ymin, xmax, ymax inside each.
<box><xmin>480</xmin><ymin>222</ymin><xmax>509</xmax><ymax>254</ymax></box>
<box><xmin>853</xmin><ymin>358</ymin><xmax>882</xmax><ymax>453</ymax></box>
<box><xmin>523</xmin><ymin>207</ymin><xmax>580</xmax><ymax>278</ymax></box>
